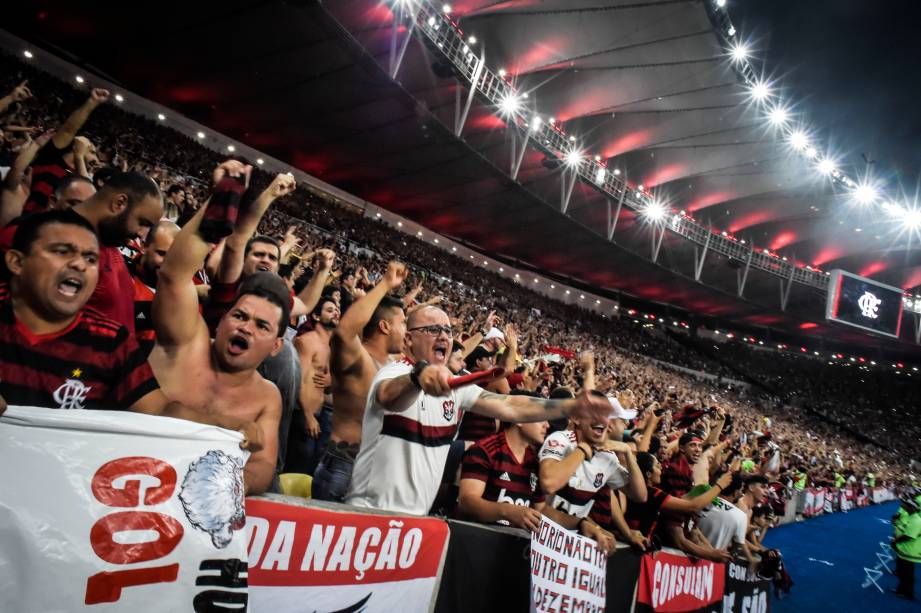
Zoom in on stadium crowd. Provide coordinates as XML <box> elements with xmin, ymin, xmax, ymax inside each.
<box><xmin>2</xmin><ymin>50</ymin><xmax>917</xmax><ymax>595</ymax></box>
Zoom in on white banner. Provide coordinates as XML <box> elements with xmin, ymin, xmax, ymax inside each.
<box><xmin>0</xmin><ymin>406</ymin><xmax>250</xmax><ymax>613</ymax></box>
<box><xmin>245</xmin><ymin>498</ymin><xmax>450</xmax><ymax>613</ymax></box>
<box><xmin>530</xmin><ymin>516</ymin><xmax>606</xmax><ymax>613</ymax></box>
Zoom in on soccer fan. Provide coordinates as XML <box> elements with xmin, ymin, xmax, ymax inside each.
<box><xmin>148</xmin><ymin>174</ymin><xmax>289</xmax><ymax>495</ymax></box>
<box><xmin>65</xmin><ymin>170</ymin><xmax>164</xmax><ymax>331</ymax></box>
<box><xmin>24</xmin><ymin>88</ymin><xmax>110</xmax><ymax>214</ymax></box>
<box><xmin>50</xmin><ymin>175</ymin><xmax>96</xmax><ymax>211</ymax></box>
<box><xmin>315</xmin><ymin>261</ymin><xmax>409</xmax><ymax>501</ymax></box>
<box><xmin>697</xmin><ymin>475</ymin><xmax>759</xmax><ymax>567</ymax></box>
<box><xmin>892</xmin><ymin>487</ymin><xmax>921</xmax><ymax>601</ymax></box>
<box><xmin>660</xmin><ymin>430</ymin><xmax>705</xmax><ymax>497</ymax></box>
<box><xmin>459</xmin><ymin>419</ymin><xmax>616</xmax><ymax>552</ymax></box>
<box><xmin>625</xmin><ymin>452</ymin><xmax>735</xmax><ymax>544</ymax></box>
<box><xmin>129</xmin><ymin>220</ymin><xmax>179</xmax><ymax>355</ymax></box>
<box><xmin>289</xmin><ymin>295</ymin><xmax>340</xmax><ymax>474</ymax></box>
<box><xmin>737</xmin><ymin>474</ymin><xmax>770</xmax><ymax>517</ymax></box>
<box><xmin>0</xmin><ymin>207</ymin><xmax>265</xmax><ymax>456</ymax></box>
<box><xmin>345</xmin><ymin>305</ymin><xmax>613</xmax><ymax>516</ymax></box>
<box><xmin>537</xmin><ymin>402</ymin><xmax>647</xmax><ymax>520</ymax></box>
<box><xmin>163</xmin><ymin>184</ymin><xmax>187</xmax><ymax>223</ymax></box>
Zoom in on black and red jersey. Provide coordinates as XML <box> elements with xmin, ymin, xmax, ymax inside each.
<box><xmin>589</xmin><ymin>486</ymin><xmax>615</xmax><ymax>532</ymax></box>
<box><xmin>625</xmin><ymin>485</ymin><xmax>671</xmax><ymax>540</ymax></box>
<box><xmin>127</xmin><ymin>259</ymin><xmax>157</xmax><ymax>357</ymax></box>
<box><xmin>457</xmin><ymin>411</ymin><xmax>498</xmax><ymax>443</ymax></box>
<box><xmin>0</xmin><ymin>284</ymin><xmax>159</xmax><ymax>410</ymax></box>
<box><xmin>24</xmin><ymin>141</ymin><xmax>72</xmax><ymax>215</ymax></box>
<box><xmin>461</xmin><ymin>430</ymin><xmax>545</xmax><ymax>510</ymax></box>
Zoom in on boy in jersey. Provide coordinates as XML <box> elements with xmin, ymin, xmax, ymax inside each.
<box><xmin>345</xmin><ymin>305</ymin><xmax>612</xmax><ymax>516</ymax></box>
<box><xmin>537</xmin><ymin>395</ymin><xmax>648</xmax><ymax>519</ymax></box>
<box><xmin>460</xmin><ymin>419</ymin><xmax>616</xmax><ymax>552</ymax></box>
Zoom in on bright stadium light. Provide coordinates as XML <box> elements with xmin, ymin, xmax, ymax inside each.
<box><xmin>805</xmin><ymin>146</ymin><xmax>818</xmax><ymax>158</ymax></box>
<box><xmin>817</xmin><ymin>158</ymin><xmax>836</xmax><ymax>175</ymax></box>
<box><xmin>716</xmin><ymin>0</ymin><xmax>727</xmax><ymax>7</ymax></box>
<box><xmin>157</xmin><ymin>113</ymin><xmax>166</xmax><ymax>121</ymax></box>
<box><xmin>530</xmin><ymin>115</ymin><xmax>542</xmax><ymax>131</ymax></box>
<box><xmin>467</xmin><ymin>35</ymin><xmax>477</xmax><ymax>44</ymax></box>
<box><xmin>498</xmin><ymin>93</ymin><xmax>521</xmax><ymax>116</ymax></box>
<box><xmin>23</xmin><ymin>50</ymin><xmax>33</xmax><ymax>59</ymax></box>
<box><xmin>729</xmin><ymin>42</ymin><xmax>749</xmax><ymax>62</ymax></box>
<box><xmin>565</xmin><ymin>149</ymin><xmax>582</xmax><ymax>167</ymax></box>
<box><xmin>497</xmin><ymin>68</ymin><xmax>507</xmax><ymax>77</ymax></box>
<box><xmin>643</xmin><ymin>201</ymin><xmax>667</xmax><ymax>221</ymax></box>
<box><xmin>197</xmin><ymin>131</ymin><xmax>206</xmax><ymax>139</ymax></box>
<box><xmin>768</xmin><ymin>105</ymin><xmax>789</xmax><ymax>125</ymax></box>
<box><xmin>114</xmin><ymin>94</ymin><xmax>124</xmax><ymax>103</ymax></box>
<box><xmin>749</xmin><ymin>80</ymin><xmax>770</xmax><ymax>101</ymax></box>
<box><xmin>595</xmin><ymin>168</ymin><xmax>606</xmax><ymax>184</ymax></box>
<box><xmin>905</xmin><ymin>208</ymin><xmax>921</xmax><ymax>229</ymax></box>
<box><xmin>852</xmin><ymin>182</ymin><xmax>878</xmax><ymax>205</ymax></box>
<box><xmin>75</xmin><ymin>75</ymin><xmax>84</xmax><ymax>84</ymax></box>
<box><xmin>789</xmin><ymin>130</ymin><xmax>809</xmax><ymax>150</ymax></box>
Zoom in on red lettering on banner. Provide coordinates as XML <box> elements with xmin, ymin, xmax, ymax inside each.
<box><xmin>85</xmin><ymin>456</ymin><xmax>185</xmax><ymax>604</ymax></box>
<box><xmin>90</xmin><ymin>511</ymin><xmax>184</xmax><ymax>564</ymax></box>
<box><xmin>92</xmin><ymin>457</ymin><xmax>177</xmax><ymax>507</ymax></box>
<box><xmin>246</xmin><ymin>499</ymin><xmax>449</xmax><ymax>587</ymax></box>
<box><xmin>85</xmin><ymin>564</ymin><xmax>179</xmax><ymax>604</ymax></box>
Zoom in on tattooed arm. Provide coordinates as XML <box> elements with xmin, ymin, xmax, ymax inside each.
<box><xmin>470</xmin><ymin>390</ymin><xmax>609</xmax><ymax>424</ymax></box>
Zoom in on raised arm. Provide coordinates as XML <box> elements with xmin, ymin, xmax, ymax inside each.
<box><xmin>291</xmin><ymin>249</ymin><xmax>336</xmax><ymax>318</ymax></box>
<box><xmin>152</xmin><ymin>201</ymin><xmax>212</xmax><ymax>348</ymax></box>
<box><xmin>331</xmin><ymin>261</ymin><xmax>408</xmax><ymax>374</ymax></box>
<box><xmin>52</xmin><ymin>88</ymin><xmax>109</xmax><ymax>150</ymax></box>
<box><xmin>578</xmin><ymin>350</ymin><xmax>596</xmax><ymax>392</ymax></box>
<box><xmin>539</xmin><ymin>450</ymin><xmax>588</xmax><ymax>495</ymax></box>
<box><xmin>0</xmin><ymin>130</ymin><xmax>53</xmax><ymax>226</ymax></box>
<box><xmin>0</xmin><ymin>81</ymin><xmax>31</xmax><ymax>117</ymax></box>
<box><xmin>218</xmin><ymin>173</ymin><xmax>296</xmax><ymax>284</ymax></box>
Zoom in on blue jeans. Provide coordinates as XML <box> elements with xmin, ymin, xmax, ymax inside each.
<box><xmin>286</xmin><ymin>405</ymin><xmax>332</xmax><ymax>475</ymax></box>
<box><xmin>312</xmin><ymin>444</ymin><xmax>356</xmax><ymax>502</ymax></box>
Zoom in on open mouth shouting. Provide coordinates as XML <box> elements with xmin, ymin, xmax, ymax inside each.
<box><xmin>590</xmin><ymin>423</ymin><xmax>607</xmax><ymax>438</ymax></box>
<box><xmin>432</xmin><ymin>340</ymin><xmax>449</xmax><ymax>363</ymax></box>
<box><xmin>56</xmin><ymin>274</ymin><xmax>85</xmax><ymax>299</ymax></box>
<box><xmin>256</xmin><ymin>262</ymin><xmax>272</xmax><ymax>272</ymax></box>
<box><xmin>227</xmin><ymin>334</ymin><xmax>250</xmax><ymax>356</ymax></box>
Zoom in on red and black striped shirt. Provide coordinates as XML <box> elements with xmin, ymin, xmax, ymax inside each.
<box><xmin>24</xmin><ymin>141</ymin><xmax>72</xmax><ymax>215</ymax></box>
<box><xmin>457</xmin><ymin>411</ymin><xmax>499</xmax><ymax>443</ymax></box>
<box><xmin>462</xmin><ymin>430</ymin><xmax>545</xmax><ymax>509</ymax></box>
<box><xmin>625</xmin><ymin>485</ymin><xmax>671</xmax><ymax>540</ymax></box>
<box><xmin>128</xmin><ymin>259</ymin><xmax>157</xmax><ymax>357</ymax></box>
<box><xmin>0</xmin><ymin>285</ymin><xmax>159</xmax><ymax>410</ymax></box>
<box><xmin>589</xmin><ymin>486</ymin><xmax>615</xmax><ymax>532</ymax></box>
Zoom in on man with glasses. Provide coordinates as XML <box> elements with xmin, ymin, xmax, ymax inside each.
<box><xmin>346</xmin><ymin>306</ymin><xmax>612</xmax><ymax>515</ymax></box>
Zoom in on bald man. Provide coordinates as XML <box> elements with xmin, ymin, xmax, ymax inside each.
<box><xmin>129</xmin><ymin>220</ymin><xmax>180</xmax><ymax>355</ymax></box>
<box><xmin>346</xmin><ymin>305</ymin><xmax>612</xmax><ymax>515</ymax></box>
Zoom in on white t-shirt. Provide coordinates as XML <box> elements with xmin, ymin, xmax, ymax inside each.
<box><xmin>537</xmin><ymin>430</ymin><xmax>630</xmax><ymax>518</ymax></box>
<box><xmin>346</xmin><ymin>359</ymin><xmax>484</xmax><ymax>515</ymax></box>
<box><xmin>699</xmin><ymin>497</ymin><xmax>747</xmax><ymax>550</ymax></box>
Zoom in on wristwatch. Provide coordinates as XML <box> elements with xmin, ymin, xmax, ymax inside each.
<box><xmin>410</xmin><ymin>360</ymin><xmax>430</xmax><ymax>389</ymax></box>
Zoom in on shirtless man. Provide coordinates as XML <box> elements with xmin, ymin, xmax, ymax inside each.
<box><xmin>289</xmin><ymin>293</ymin><xmax>340</xmax><ymax>474</ymax></box>
<box><xmin>312</xmin><ymin>261</ymin><xmax>409</xmax><ymax>501</ymax></box>
<box><xmin>149</xmin><ymin>163</ymin><xmax>293</xmax><ymax>494</ymax></box>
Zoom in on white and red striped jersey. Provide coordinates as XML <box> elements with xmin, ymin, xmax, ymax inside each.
<box><xmin>346</xmin><ymin>359</ymin><xmax>484</xmax><ymax>515</ymax></box>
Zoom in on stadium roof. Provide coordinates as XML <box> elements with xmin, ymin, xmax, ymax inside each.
<box><xmin>4</xmin><ymin>0</ymin><xmax>919</xmax><ymax>351</ymax></box>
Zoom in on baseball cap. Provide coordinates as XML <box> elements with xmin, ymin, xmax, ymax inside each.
<box><xmin>608</xmin><ymin>396</ymin><xmax>637</xmax><ymax>421</ymax></box>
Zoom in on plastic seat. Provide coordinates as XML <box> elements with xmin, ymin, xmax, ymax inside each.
<box><xmin>279</xmin><ymin>473</ymin><xmax>312</xmax><ymax>498</ymax></box>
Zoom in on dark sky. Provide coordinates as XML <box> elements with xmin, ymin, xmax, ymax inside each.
<box><xmin>729</xmin><ymin>0</ymin><xmax>921</xmax><ymax>193</ymax></box>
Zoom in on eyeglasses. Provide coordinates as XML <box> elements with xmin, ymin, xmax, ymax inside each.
<box><xmin>408</xmin><ymin>325</ymin><xmax>454</xmax><ymax>337</ymax></box>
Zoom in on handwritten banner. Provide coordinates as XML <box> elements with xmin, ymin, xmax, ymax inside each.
<box><xmin>530</xmin><ymin>516</ymin><xmax>606</xmax><ymax>612</ymax></box>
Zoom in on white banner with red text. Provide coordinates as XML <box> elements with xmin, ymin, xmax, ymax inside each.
<box><xmin>245</xmin><ymin>498</ymin><xmax>450</xmax><ymax>613</ymax></box>
<box><xmin>529</xmin><ymin>515</ymin><xmax>606</xmax><ymax>613</ymax></box>
<box><xmin>0</xmin><ymin>406</ymin><xmax>250</xmax><ymax>612</ymax></box>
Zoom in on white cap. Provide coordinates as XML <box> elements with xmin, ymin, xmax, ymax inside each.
<box><xmin>483</xmin><ymin>327</ymin><xmax>505</xmax><ymax>342</ymax></box>
<box><xmin>608</xmin><ymin>396</ymin><xmax>637</xmax><ymax>421</ymax></box>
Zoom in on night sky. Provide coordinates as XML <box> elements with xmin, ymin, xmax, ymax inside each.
<box><xmin>729</xmin><ymin>0</ymin><xmax>921</xmax><ymax>195</ymax></box>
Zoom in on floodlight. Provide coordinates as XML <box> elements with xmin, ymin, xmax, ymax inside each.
<box><xmin>768</xmin><ymin>105</ymin><xmax>789</xmax><ymax>125</ymax></box>
<box><xmin>565</xmin><ymin>149</ymin><xmax>582</xmax><ymax>167</ymax></box>
<box><xmin>749</xmin><ymin>80</ymin><xmax>770</xmax><ymax>101</ymax></box>
<box><xmin>817</xmin><ymin>159</ymin><xmax>836</xmax><ymax>175</ymax></box>
<box><xmin>729</xmin><ymin>42</ymin><xmax>749</xmax><ymax>62</ymax></box>
<box><xmin>643</xmin><ymin>201</ymin><xmax>666</xmax><ymax>221</ymax></box>
<box><xmin>852</xmin><ymin>183</ymin><xmax>877</xmax><ymax>204</ymax></box>
<box><xmin>498</xmin><ymin>93</ymin><xmax>521</xmax><ymax>116</ymax></box>
<box><xmin>789</xmin><ymin>130</ymin><xmax>808</xmax><ymax>150</ymax></box>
